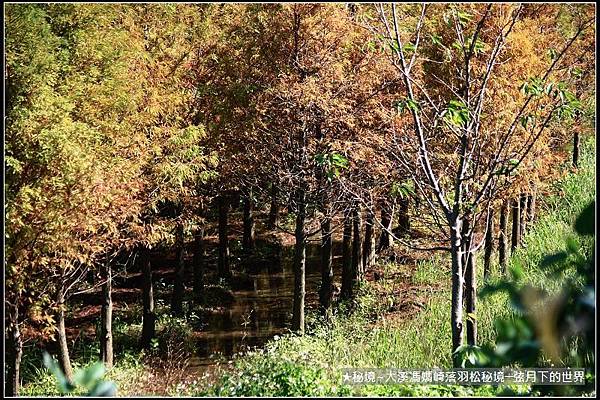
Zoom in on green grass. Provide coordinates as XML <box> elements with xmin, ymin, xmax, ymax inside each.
<box><xmin>19</xmin><ymin>311</ymin><xmax>195</xmax><ymax>396</ymax></box>
<box><xmin>199</xmin><ymin>140</ymin><xmax>595</xmax><ymax>397</ymax></box>
<box><xmin>19</xmin><ymin>350</ymin><xmax>146</xmax><ymax>397</ymax></box>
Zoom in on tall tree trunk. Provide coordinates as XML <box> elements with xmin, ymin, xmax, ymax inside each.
<box><xmin>193</xmin><ymin>226</ymin><xmax>205</xmax><ymax>307</ymax></box>
<box><xmin>352</xmin><ymin>203</ymin><xmax>363</xmax><ymax>286</ymax></box>
<box><xmin>140</xmin><ymin>250</ymin><xmax>155</xmax><ymax>349</ymax></box>
<box><xmin>519</xmin><ymin>193</ymin><xmax>528</xmax><ymax>241</ymax></box>
<box><xmin>319</xmin><ymin>215</ymin><xmax>333</xmax><ymax>316</ymax></box>
<box><xmin>218</xmin><ymin>194</ymin><xmax>230</xmax><ymax>278</ymax></box>
<box><xmin>242</xmin><ymin>189</ymin><xmax>255</xmax><ymax>252</ymax></box>
<box><xmin>292</xmin><ymin>188</ymin><xmax>306</xmax><ymax>333</ymax></box>
<box><xmin>511</xmin><ymin>197</ymin><xmax>521</xmax><ymax>253</ymax></box>
<box><xmin>450</xmin><ymin>220</ymin><xmax>465</xmax><ymax>366</ymax></box>
<box><xmin>268</xmin><ymin>183</ymin><xmax>279</xmax><ymax>230</ymax></box>
<box><xmin>100</xmin><ymin>261</ymin><xmax>113</xmax><ymax>368</ymax></box>
<box><xmin>573</xmin><ymin>127</ymin><xmax>580</xmax><ymax>167</ymax></box>
<box><xmin>57</xmin><ymin>293</ymin><xmax>74</xmax><ymax>382</ymax></box>
<box><xmin>465</xmin><ymin>249</ymin><xmax>477</xmax><ymax>346</ymax></box>
<box><xmin>341</xmin><ymin>209</ymin><xmax>353</xmax><ymax>300</ymax></box>
<box><xmin>462</xmin><ymin>218</ymin><xmax>477</xmax><ymax>346</ymax></box>
<box><xmin>6</xmin><ymin>300</ymin><xmax>22</xmax><ymax>396</ymax></box>
<box><xmin>171</xmin><ymin>222</ymin><xmax>185</xmax><ymax>316</ymax></box>
<box><xmin>483</xmin><ymin>210</ymin><xmax>494</xmax><ymax>280</ymax></box>
<box><xmin>397</xmin><ymin>197</ymin><xmax>410</xmax><ymax>235</ymax></box>
<box><xmin>572</xmin><ymin>85</ymin><xmax>582</xmax><ymax>167</ymax></box>
<box><xmin>377</xmin><ymin>203</ymin><xmax>394</xmax><ymax>252</ymax></box>
<box><xmin>526</xmin><ymin>190</ymin><xmax>536</xmax><ymax>230</ymax></box>
<box><xmin>498</xmin><ymin>200</ymin><xmax>508</xmax><ymax>273</ymax></box>
<box><xmin>363</xmin><ymin>210</ymin><xmax>376</xmax><ymax>270</ymax></box>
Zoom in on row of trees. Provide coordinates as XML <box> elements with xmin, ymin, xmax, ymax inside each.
<box><xmin>5</xmin><ymin>3</ymin><xmax>594</xmax><ymax>395</ymax></box>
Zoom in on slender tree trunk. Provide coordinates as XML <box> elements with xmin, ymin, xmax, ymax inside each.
<box><xmin>100</xmin><ymin>261</ymin><xmax>113</xmax><ymax>368</ymax></box>
<box><xmin>397</xmin><ymin>197</ymin><xmax>410</xmax><ymax>234</ymax></box>
<box><xmin>526</xmin><ymin>191</ymin><xmax>536</xmax><ymax>230</ymax></box>
<box><xmin>519</xmin><ymin>193</ymin><xmax>528</xmax><ymax>241</ymax></box>
<box><xmin>511</xmin><ymin>197</ymin><xmax>521</xmax><ymax>253</ymax></box>
<box><xmin>319</xmin><ymin>216</ymin><xmax>333</xmax><ymax>316</ymax></box>
<box><xmin>377</xmin><ymin>204</ymin><xmax>394</xmax><ymax>252</ymax></box>
<box><xmin>218</xmin><ymin>194</ymin><xmax>230</xmax><ymax>278</ymax></box>
<box><xmin>363</xmin><ymin>210</ymin><xmax>376</xmax><ymax>270</ymax></box>
<box><xmin>450</xmin><ymin>219</ymin><xmax>465</xmax><ymax>366</ymax></box>
<box><xmin>341</xmin><ymin>209</ymin><xmax>353</xmax><ymax>300</ymax></box>
<box><xmin>462</xmin><ymin>218</ymin><xmax>477</xmax><ymax>346</ymax></box>
<box><xmin>242</xmin><ymin>189</ymin><xmax>255</xmax><ymax>252</ymax></box>
<box><xmin>498</xmin><ymin>200</ymin><xmax>508</xmax><ymax>273</ymax></box>
<box><xmin>573</xmin><ymin>129</ymin><xmax>580</xmax><ymax>167</ymax></box>
<box><xmin>6</xmin><ymin>300</ymin><xmax>22</xmax><ymax>396</ymax></box>
<box><xmin>57</xmin><ymin>293</ymin><xmax>74</xmax><ymax>382</ymax></box>
<box><xmin>193</xmin><ymin>226</ymin><xmax>205</xmax><ymax>307</ymax></box>
<box><xmin>292</xmin><ymin>188</ymin><xmax>306</xmax><ymax>333</ymax></box>
<box><xmin>140</xmin><ymin>250</ymin><xmax>155</xmax><ymax>349</ymax></box>
<box><xmin>465</xmin><ymin>249</ymin><xmax>477</xmax><ymax>346</ymax></box>
<box><xmin>268</xmin><ymin>183</ymin><xmax>279</xmax><ymax>230</ymax></box>
<box><xmin>352</xmin><ymin>203</ymin><xmax>363</xmax><ymax>286</ymax></box>
<box><xmin>483</xmin><ymin>210</ymin><xmax>494</xmax><ymax>280</ymax></box>
<box><xmin>461</xmin><ymin>219</ymin><xmax>477</xmax><ymax>346</ymax></box>
<box><xmin>171</xmin><ymin>222</ymin><xmax>185</xmax><ymax>316</ymax></box>
<box><xmin>573</xmin><ymin>85</ymin><xmax>582</xmax><ymax>167</ymax></box>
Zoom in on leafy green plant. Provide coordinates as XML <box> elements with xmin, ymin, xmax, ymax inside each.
<box><xmin>315</xmin><ymin>152</ymin><xmax>349</xmax><ymax>181</ymax></box>
<box><xmin>390</xmin><ymin>179</ymin><xmax>415</xmax><ymax>199</ymax></box>
<box><xmin>395</xmin><ymin>98</ymin><xmax>420</xmax><ymax>114</ymax></box>
<box><xmin>43</xmin><ymin>352</ymin><xmax>116</xmax><ymax>396</ymax></box>
<box><xmin>443</xmin><ymin>100</ymin><xmax>470</xmax><ymax>127</ymax></box>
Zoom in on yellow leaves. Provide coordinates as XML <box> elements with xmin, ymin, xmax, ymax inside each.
<box><xmin>30</xmin><ymin>305</ymin><xmax>55</xmax><ymax>326</ymax></box>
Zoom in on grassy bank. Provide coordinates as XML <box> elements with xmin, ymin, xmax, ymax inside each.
<box><xmin>197</xmin><ymin>141</ymin><xmax>595</xmax><ymax>397</ymax></box>
<box><xmin>20</xmin><ymin>313</ymin><xmax>197</xmax><ymax>396</ymax></box>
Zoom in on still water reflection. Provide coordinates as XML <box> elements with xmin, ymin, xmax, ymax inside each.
<box><xmin>190</xmin><ymin>242</ymin><xmax>342</xmax><ymax>368</ymax></box>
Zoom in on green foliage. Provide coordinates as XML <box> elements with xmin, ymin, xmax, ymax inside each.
<box><xmin>466</xmin><ymin>35</ymin><xmax>486</xmax><ymax>55</ymax></box>
<box><xmin>153</xmin><ymin>124</ymin><xmax>218</xmax><ymax>200</ymax></box>
<box><xmin>395</xmin><ymin>98</ymin><xmax>420</xmax><ymax>114</ymax></box>
<box><xmin>22</xmin><ymin>348</ymin><xmax>146</xmax><ymax>397</ymax></box>
<box><xmin>43</xmin><ymin>352</ymin><xmax>116</xmax><ymax>396</ymax></box>
<box><xmin>519</xmin><ymin>78</ymin><xmax>583</xmax><ymax>122</ymax></box>
<box><xmin>456</xmin><ymin>10</ymin><xmax>473</xmax><ymax>26</ymax></box>
<box><xmin>443</xmin><ymin>99</ymin><xmax>470</xmax><ymax>127</ymax></box>
<box><xmin>315</xmin><ymin>152</ymin><xmax>349</xmax><ymax>182</ymax></box>
<box><xmin>390</xmin><ymin>179</ymin><xmax>415</xmax><ymax>199</ymax></box>
<box><xmin>520</xmin><ymin>77</ymin><xmax>545</xmax><ymax>96</ymax></box>
<box><xmin>153</xmin><ymin>314</ymin><xmax>195</xmax><ymax>355</ymax></box>
<box><xmin>430</xmin><ymin>34</ymin><xmax>443</xmax><ymax>47</ymax></box>
<box><xmin>520</xmin><ymin>114</ymin><xmax>535</xmax><ymax>129</ymax></box>
<box><xmin>402</xmin><ymin>42</ymin><xmax>417</xmax><ymax>54</ymax></box>
<box><xmin>201</xmin><ymin>348</ymin><xmax>352</xmax><ymax>397</ymax></box>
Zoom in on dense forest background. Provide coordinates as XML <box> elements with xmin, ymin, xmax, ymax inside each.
<box><xmin>4</xmin><ymin>3</ymin><xmax>595</xmax><ymax>397</ymax></box>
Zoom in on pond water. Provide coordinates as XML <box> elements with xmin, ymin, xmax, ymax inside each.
<box><xmin>188</xmin><ymin>241</ymin><xmax>343</xmax><ymax>369</ymax></box>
